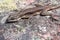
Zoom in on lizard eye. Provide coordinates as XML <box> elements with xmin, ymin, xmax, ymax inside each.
<box><xmin>8</xmin><ymin>16</ymin><xmax>17</xmax><ymax>20</ymax></box>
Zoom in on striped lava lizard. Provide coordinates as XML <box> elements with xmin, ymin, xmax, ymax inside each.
<box><xmin>5</xmin><ymin>4</ymin><xmax>60</xmax><ymax>23</ymax></box>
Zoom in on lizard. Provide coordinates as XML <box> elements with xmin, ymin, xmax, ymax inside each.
<box><xmin>5</xmin><ymin>4</ymin><xmax>60</xmax><ymax>23</ymax></box>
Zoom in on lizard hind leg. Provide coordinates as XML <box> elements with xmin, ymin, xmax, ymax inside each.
<box><xmin>40</xmin><ymin>10</ymin><xmax>52</xmax><ymax>16</ymax></box>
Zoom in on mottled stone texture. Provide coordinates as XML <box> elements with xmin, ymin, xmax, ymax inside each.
<box><xmin>0</xmin><ymin>0</ymin><xmax>60</xmax><ymax>40</ymax></box>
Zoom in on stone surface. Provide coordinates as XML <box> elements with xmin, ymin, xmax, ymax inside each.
<box><xmin>0</xmin><ymin>0</ymin><xmax>60</xmax><ymax>40</ymax></box>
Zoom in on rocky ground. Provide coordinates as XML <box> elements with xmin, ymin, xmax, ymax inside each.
<box><xmin>0</xmin><ymin>0</ymin><xmax>60</xmax><ymax>40</ymax></box>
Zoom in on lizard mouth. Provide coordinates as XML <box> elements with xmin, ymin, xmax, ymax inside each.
<box><xmin>5</xmin><ymin>17</ymin><xmax>19</xmax><ymax>23</ymax></box>
<box><xmin>6</xmin><ymin>19</ymin><xmax>18</xmax><ymax>23</ymax></box>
